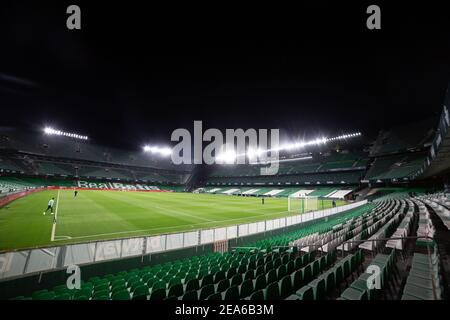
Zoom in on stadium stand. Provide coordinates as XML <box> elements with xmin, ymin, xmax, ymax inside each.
<box><xmin>203</xmin><ymin>186</ymin><xmax>353</xmax><ymax>200</ymax></box>
<box><xmin>365</xmin><ymin>153</ymin><xmax>426</xmax><ymax>182</ymax></box>
<box><xmin>35</xmin><ymin>161</ymin><xmax>75</xmax><ymax>176</ymax></box>
<box><xmin>0</xmin><ymin>127</ymin><xmax>191</xmax><ymax>186</ymax></box>
<box><xmin>0</xmin><ymin>127</ymin><xmax>192</xmax><ymax>171</ymax></box>
<box><xmin>1</xmin><ymin>106</ymin><xmax>450</xmax><ymax>301</ymax></box>
<box><xmin>206</xmin><ymin>151</ymin><xmax>367</xmax><ymax>188</ymax></box>
<box><xmin>420</xmin><ymin>105</ymin><xmax>450</xmax><ymax>179</ymax></box>
<box><xmin>3</xmin><ymin>192</ymin><xmax>448</xmax><ymax>301</ymax></box>
<box><xmin>369</xmin><ymin>118</ymin><xmax>436</xmax><ymax>156</ymax></box>
<box><xmin>364</xmin><ymin>113</ymin><xmax>442</xmax><ymax>183</ymax></box>
<box><xmin>0</xmin><ymin>156</ymin><xmax>28</xmax><ymax>173</ymax></box>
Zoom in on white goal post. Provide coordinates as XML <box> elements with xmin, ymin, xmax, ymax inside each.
<box><xmin>288</xmin><ymin>195</ymin><xmax>319</xmax><ymax>213</ymax></box>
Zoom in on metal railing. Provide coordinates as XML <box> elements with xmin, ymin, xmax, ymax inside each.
<box><xmin>0</xmin><ymin>200</ymin><xmax>367</xmax><ymax>281</ymax></box>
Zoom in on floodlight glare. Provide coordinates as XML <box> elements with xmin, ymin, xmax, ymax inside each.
<box><xmin>159</xmin><ymin>147</ymin><xmax>172</xmax><ymax>156</ymax></box>
<box><xmin>43</xmin><ymin>127</ymin><xmax>88</xmax><ymax>140</ymax></box>
<box><xmin>247</xmin><ymin>148</ymin><xmax>265</xmax><ymax>159</ymax></box>
<box><xmin>143</xmin><ymin>145</ymin><xmax>173</xmax><ymax>157</ymax></box>
<box><xmin>216</xmin><ymin>150</ymin><xmax>236</xmax><ymax>164</ymax></box>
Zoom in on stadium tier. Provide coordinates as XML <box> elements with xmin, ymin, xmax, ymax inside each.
<box><xmin>363</xmin><ymin>111</ymin><xmax>448</xmax><ymax>183</ymax></box>
<box><xmin>206</xmin><ymin>170</ymin><xmax>364</xmax><ymax>186</ymax></box>
<box><xmin>365</xmin><ymin>153</ymin><xmax>427</xmax><ymax>182</ymax></box>
<box><xmin>202</xmin><ymin>186</ymin><xmax>353</xmax><ymax>200</ymax></box>
<box><xmin>0</xmin><ymin>127</ymin><xmax>192</xmax><ymax>185</ymax></box>
<box><xmin>210</xmin><ymin>152</ymin><xmax>367</xmax><ymax>177</ymax></box>
<box><xmin>0</xmin><ymin>127</ymin><xmax>192</xmax><ymax>171</ymax></box>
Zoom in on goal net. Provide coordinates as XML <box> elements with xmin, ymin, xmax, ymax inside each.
<box><xmin>288</xmin><ymin>195</ymin><xmax>319</xmax><ymax>213</ymax></box>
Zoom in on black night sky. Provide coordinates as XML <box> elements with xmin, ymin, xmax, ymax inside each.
<box><xmin>1</xmin><ymin>2</ymin><xmax>449</xmax><ymax>150</ymax></box>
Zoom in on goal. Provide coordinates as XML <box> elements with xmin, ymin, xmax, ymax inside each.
<box><xmin>288</xmin><ymin>195</ymin><xmax>319</xmax><ymax>213</ymax></box>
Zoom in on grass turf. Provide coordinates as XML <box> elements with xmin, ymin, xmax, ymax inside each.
<box><xmin>0</xmin><ymin>190</ymin><xmax>345</xmax><ymax>251</ymax></box>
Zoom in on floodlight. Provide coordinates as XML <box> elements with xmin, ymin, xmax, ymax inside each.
<box><xmin>44</xmin><ymin>127</ymin><xmax>54</xmax><ymax>134</ymax></box>
<box><xmin>216</xmin><ymin>150</ymin><xmax>236</xmax><ymax>164</ymax></box>
<box><xmin>159</xmin><ymin>147</ymin><xmax>172</xmax><ymax>156</ymax></box>
<box><xmin>143</xmin><ymin>145</ymin><xmax>173</xmax><ymax>157</ymax></box>
<box><xmin>43</xmin><ymin>127</ymin><xmax>88</xmax><ymax>140</ymax></box>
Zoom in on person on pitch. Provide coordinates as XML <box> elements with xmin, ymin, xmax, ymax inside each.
<box><xmin>43</xmin><ymin>197</ymin><xmax>55</xmax><ymax>215</ymax></box>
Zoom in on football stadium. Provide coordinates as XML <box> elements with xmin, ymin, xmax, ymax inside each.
<box><xmin>0</xmin><ymin>2</ymin><xmax>449</xmax><ymax>312</ymax></box>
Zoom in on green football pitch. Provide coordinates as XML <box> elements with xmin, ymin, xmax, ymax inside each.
<box><xmin>0</xmin><ymin>190</ymin><xmax>345</xmax><ymax>251</ymax></box>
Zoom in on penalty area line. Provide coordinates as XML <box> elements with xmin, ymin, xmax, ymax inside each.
<box><xmin>50</xmin><ymin>190</ymin><xmax>60</xmax><ymax>241</ymax></box>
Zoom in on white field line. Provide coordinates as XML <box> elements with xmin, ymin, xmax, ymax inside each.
<box><xmin>53</xmin><ymin>208</ymin><xmax>295</xmax><ymax>241</ymax></box>
<box><xmin>52</xmin><ymin>194</ymin><xmax>340</xmax><ymax>242</ymax></box>
<box><xmin>50</xmin><ymin>190</ymin><xmax>60</xmax><ymax>241</ymax></box>
<box><xmin>54</xmin><ymin>235</ymin><xmax>72</xmax><ymax>240</ymax></box>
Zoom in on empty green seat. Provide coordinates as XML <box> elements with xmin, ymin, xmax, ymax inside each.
<box><xmin>201</xmin><ymin>274</ymin><xmax>214</xmax><ymax>287</ymax></box>
<box><xmin>342</xmin><ymin>259</ymin><xmax>351</xmax><ymax>279</ymax></box>
<box><xmin>350</xmin><ymin>279</ymin><xmax>372</xmax><ymax>300</ymax></box>
<box><xmin>286</xmin><ymin>261</ymin><xmax>295</xmax><ymax>274</ymax></box>
<box><xmin>294</xmin><ymin>257</ymin><xmax>303</xmax><ymax>270</ymax></box>
<box><xmin>308</xmin><ymin>278</ymin><xmax>325</xmax><ymax>300</ymax></box>
<box><xmin>93</xmin><ymin>289</ymin><xmax>109</xmax><ymax>299</ymax></box>
<box><xmin>185</xmin><ymin>278</ymin><xmax>199</xmax><ymax>291</ymax></box>
<box><xmin>402</xmin><ymin>283</ymin><xmax>436</xmax><ymax>300</ymax></box>
<box><xmin>334</xmin><ymin>265</ymin><xmax>343</xmax><ymax>288</ymax></box>
<box><xmin>255</xmin><ymin>266</ymin><xmax>265</xmax><ymax>277</ymax></box>
<box><xmin>32</xmin><ymin>290</ymin><xmax>49</xmax><ymax>300</ymax></box>
<box><xmin>111</xmin><ymin>284</ymin><xmax>127</xmax><ymax>295</ymax></box>
<box><xmin>214</xmin><ymin>271</ymin><xmax>226</xmax><ymax>284</ymax></box>
<box><xmin>319</xmin><ymin>256</ymin><xmax>327</xmax><ymax>270</ymax></box>
<box><xmin>168</xmin><ymin>277</ymin><xmax>182</xmax><ymax>288</ymax></box>
<box><xmin>230</xmin><ymin>274</ymin><xmax>243</xmax><ymax>287</ymax></box>
<box><xmin>322</xmin><ymin>271</ymin><xmax>335</xmax><ymax>294</ymax></box>
<box><xmin>244</xmin><ymin>270</ymin><xmax>254</xmax><ymax>281</ymax></box>
<box><xmin>182</xmin><ymin>290</ymin><xmax>198</xmax><ymax>300</ymax></box>
<box><xmin>291</xmin><ymin>269</ymin><xmax>303</xmax><ymax>291</ymax></box>
<box><xmin>207</xmin><ymin>292</ymin><xmax>222</xmax><ymax>300</ymax></box>
<box><xmin>216</xmin><ymin>279</ymin><xmax>230</xmax><ymax>293</ymax></box>
<box><xmin>34</xmin><ymin>292</ymin><xmax>56</xmax><ymax>300</ymax></box>
<box><xmin>254</xmin><ymin>274</ymin><xmax>267</xmax><ymax>291</ymax></box>
<box><xmin>295</xmin><ymin>286</ymin><xmax>313</xmax><ymax>300</ymax></box>
<box><xmin>152</xmin><ymin>280</ymin><xmax>166</xmax><ymax>291</ymax></box>
<box><xmin>279</xmin><ymin>275</ymin><xmax>293</xmax><ymax>299</ymax></box>
<box><xmin>302</xmin><ymin>265</ymin><xmax>312</xmax><ymax>284</ymax></box>
<box><xmin>239</xmin><ymin>279</ymin><xmax>254</xmax><ymax>298</ymax></box>
<box><xmin>311</xmin><ymin>260</ymin><xmax>320</xmax><ymax>277</ymax></box>
<box><xmin>168</xmin><ymin>283</ymin><xmax>184</xmax><ymax>297</ymax></box>
<box><xmin>224</xmin><ymin>286</ymin><xmax>240</xmax><ymax>300</ymax></box>
<box><xmin>94</xmin><ymin>283</ymin><xmax>109</xmax><ymax>293</ymax></box>
<box><xmin>150</xmin><ymin>288</ymin><xmax>166</xmax><ymax>300</ymax></box>
<box><xmin>112</xmin><ymin>290</ymin><xmax>130</xmax><ymax>300</ymax></box>
<box><xmin>53</xmin><ymin>285</ymin><xmax>68</xmax><ymax>294</ymax></box>
<box><xmin>249</xmin><ymin>290</ymin><xmax>264</xmax><ymax>300</ymax></box>
<box><xmin>277</xmin><ymin>265</ymin><xmax>287</xmax><ymax>280</ymax></box>
<box><xmin>341</xmin><ymin>287</ymin><xmax>367</xmax><ymax>300</ymax></box>
<box><xmin>226</xmin><ymin>268</ymin><xmax>237</xmax><ymax>279</ymax></box>
<box><xmin>199</xmin><ymin>284</ymin><xmax>215</xmax><ymax>300</ymax></box>
<box><xmin>112</xmin><ymin>279</ymin><xmax>126</xmax><ymax>289</ymax></box>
